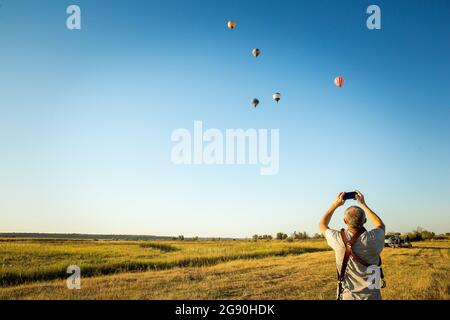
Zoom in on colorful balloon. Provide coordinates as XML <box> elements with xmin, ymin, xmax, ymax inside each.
<box><xmin>227</xmin><ymin>21</ymin><xmax>236</xmax><ymax>30</ymax></box>
<box><xmin>251</xmin><ymin>98</ymin><xmax>259</xmax><ymax>108</ymax></box>
<box><xmin>273</xmin><ymin>92</ymin><xmax>281</xmax><ymax>103</ymax></box>
<box><xmin>334</xmin><ymin>76</ymin><xmax>345</xmax><ymax>88</ymax></box>
<box><xmin>252</xmin><ymin>48</ymin><xmax>261</xmax><ymax>58</ymax></box>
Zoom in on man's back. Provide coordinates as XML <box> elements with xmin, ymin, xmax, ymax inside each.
<box><xmin>325</xmin><ymin>228</ymin><xmax>385</xmax><ymax>300</ymax></box>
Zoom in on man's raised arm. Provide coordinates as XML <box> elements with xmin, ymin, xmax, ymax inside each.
<box><xmin>355</xmin><ymin>190</ymin><xmax>385</xmax><ymax>231</ymax></box>
<box><xmin>319</xmin><ymin>192</ymin><xmax>345</xmax><ymax>235</ymax></box>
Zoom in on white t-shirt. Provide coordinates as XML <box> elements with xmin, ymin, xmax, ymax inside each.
<box><xmin>325</xmin><ymin>228</ymin><xmax>385</xmax><ymax>300</ymax></box>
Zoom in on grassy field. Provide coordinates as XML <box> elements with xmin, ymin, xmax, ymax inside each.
<box><xmin>0</xmin><ymin>238</ymin><xmax>448</xmax><ymax>300</ymax></box>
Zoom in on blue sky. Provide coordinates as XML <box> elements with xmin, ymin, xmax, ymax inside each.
<box><xmin>0</xmin><ymin>0</ymin><xmax>449</xmax><ymax>237</ymax></box>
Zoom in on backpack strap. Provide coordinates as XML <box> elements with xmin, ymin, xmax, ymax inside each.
<box><xmin>338</xmin><ymin>228</ymin><xmax>367</xmax><ymax>281</ymax></box>
<box><xmin>336</xmin><ymin>228</ymin><xmax>386</xmax><ymax>299</ymax></box>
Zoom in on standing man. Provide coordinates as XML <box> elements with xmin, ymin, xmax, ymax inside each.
<box><xmin>319</xmin><ymin>191</ymin><xmax>386</xmax><ymax>300</ymax></box>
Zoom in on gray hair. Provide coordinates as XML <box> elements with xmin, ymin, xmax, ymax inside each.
<box><xmin>344</xmin><ymin>206</ymin><xmax>366</xmax><ymax>227</ymax></box>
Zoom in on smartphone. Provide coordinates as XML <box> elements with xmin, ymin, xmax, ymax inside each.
<box><xmin>343</xmin><ymin>192</ymin><xmax>357</xmax><ymax>200</ymax></box>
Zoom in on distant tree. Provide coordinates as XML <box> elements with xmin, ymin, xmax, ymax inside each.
<box><xmin>192</xmin><ymin>236</ymin><xmax>199</xmax><ymax>241</ymax></box>
<box><xmin>312</xmin><ymin>233</ymin><xmax>324</xmax><ymax>239</ymax></box>
<box><xmin>286</xmin><ymin>236</ymin><xmax>294</xmax><ymax>242</ymax></box>
<box><xmin>402</xmin><ymin>227</ymin><xmax>436</xmax><ymax>242</ymax></box>
<box><xmin>387</xmin><ymin>232</ymin><xmax>401</xmax><ymax>237</ymax></box>
<box><xmin>421</xmin><ymin>230</ymin><xmax>435</xmax><ymax>240</ymax></box>
<box><xmin>404</xmin><ymin>232</ymin><xmax>422</xmax><ymax>242</ymax></box>
<box><xmin>178</xmin><ymin>235</ymin><xmax>184</xmax><ymax>241</ymax></box>
<box><xmin>292</xmin><ymin>231</ymin><xmax>310</xmax><ymax>240</ymax></box>
<box><xmin>252</xmin><ymin>234</ymin><xmax>259</xmax><ymax>241</ymax></box>
<box><xmin>275</xmin><ymin>232</ymin><xmax>288</xmax><ymax>240</ymax></box>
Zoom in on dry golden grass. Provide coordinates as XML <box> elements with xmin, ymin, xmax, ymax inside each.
<box><xmin>0</xmin><ymin>238</ymin><xmax>328</xmax><ymax>286</ymax></box>
<box><xmin>0</xmin><ymin>239</ymin><xmax>448</xmax><ymax>300</ymax></box>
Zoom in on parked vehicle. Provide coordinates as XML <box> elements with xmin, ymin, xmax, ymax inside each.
<box><xmin>385</xmin><ymin>235</ymin><xmax>412</xmax><ymax>248</ymax></box>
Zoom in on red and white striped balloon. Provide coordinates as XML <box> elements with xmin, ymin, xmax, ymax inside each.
<box><xmin>334</xmin><ymin>76</ymin><xmax>345</xmax><ymax>88</ymax></box>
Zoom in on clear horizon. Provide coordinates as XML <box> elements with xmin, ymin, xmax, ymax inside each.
<box><xmin>1</xmin><ymin>0</ymin><xmax>449</xmax><ymax>238</ymax></box>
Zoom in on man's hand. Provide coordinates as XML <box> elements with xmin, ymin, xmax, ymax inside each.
<box><xmin>355</xmin><ymin>190</ymin><xmax>366</xmax><ymax>206</ymax></box>
<box><xmin>332</xmin><ymin>192</ymin><xmax>346</xmax><ymax>209</ymax></box>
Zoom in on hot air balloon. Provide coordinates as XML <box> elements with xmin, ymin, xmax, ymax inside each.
<box><xmin>334</xmin><ymin>76</ymin><xmax>345</xmax><ymax>88</ymax></box>
<box><xmin>227</xmin><ymin>21</ymin><xmax>236</xmax><ymax>30</ymax></box>
<box><xmin>252</xmin><ymin>48</ymin><xmax>261</xmax><ymax>58</ymax></box>
<box><xmin>273</xmin><ymin>92</ymin><xmax>281</xmax><ymax>103</ymax></box>
<box><xmin>251</xmin><ymin>98</ymin><xmax>259</xmax><ymax>108</ymax></box>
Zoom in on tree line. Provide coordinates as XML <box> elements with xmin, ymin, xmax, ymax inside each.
<box><xmin>387</xmin><ymin>227</ymin><xmax>450</xmax><ymax>242</ymax></box>
<box><xmin>172</xmin><ymin>227</ymin><xmax>450</xmax><ymax>242</ymax></box>
<box><xmin>252</xmin><ymin>231</ymin><xmax>324</xmax><ymax>242</ymax></box>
